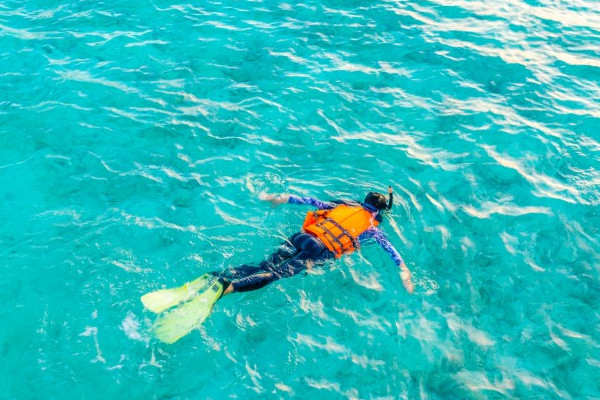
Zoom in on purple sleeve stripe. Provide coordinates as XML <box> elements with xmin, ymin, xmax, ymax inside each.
<box><xmin>360</xmin><ymin>228</ymin><xmax>404</xmax><ymax>266</ymax></box>
<box><xmin>288</xmin><ymin>195</ymin><xmax>336</xmax><ymax>210</ymax></box>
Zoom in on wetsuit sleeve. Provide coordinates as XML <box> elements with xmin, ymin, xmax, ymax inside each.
<box><xmin>288</xmin><ymin>195</ymin><xmax>336</xmax><ymax>210</ymax></box>
<box><xmin>360</xmin><ymin>228</ymin><xmax>405</xmax><ymax>266</ymax></box>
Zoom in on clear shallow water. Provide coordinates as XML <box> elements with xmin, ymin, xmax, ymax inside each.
<box><xmin>1</xmin><ymin>0</ymin><xmax>600</xmax><ymax>398</ymax></box>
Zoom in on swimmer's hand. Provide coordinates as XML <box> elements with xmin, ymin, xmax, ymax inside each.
<box><xmin>259</xmin><ymin>193</ymin><xmax>289</xmax><ymax>206</ymax></box>
<box><xmin>400</xmin><ymin>268</ymin><xmax>414</xmax><ymax>294</ymax></box>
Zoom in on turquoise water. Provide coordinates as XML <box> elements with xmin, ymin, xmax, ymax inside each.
<box><xmin>1</xmin><ymin>0</ymin><xmax>600</xmax><ymax>398</ymax></box>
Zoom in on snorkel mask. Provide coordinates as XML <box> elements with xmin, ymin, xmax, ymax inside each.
<box><xmin>364</xmin><ymin>190</ymin><xmax>393</xmax><ymax>212</ymax></box>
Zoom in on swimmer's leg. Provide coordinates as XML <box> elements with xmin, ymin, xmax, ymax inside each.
<box><xmin>220</xmin><ymin>233</ymin><xmax>331</xmax><ymax>296</ymax></box>
<box><xmin>223</xmin><ymin>247</ymin><xmax>328</xmax><ymax>295</ymax></box>
<box><xmin>223</xmin><ymin>256</ymin><xmax>301</xmax><ymax>295</ymax></box>
<box><xmin>229</xmin><ymin>272</ymin><xmax>278</xmax><ymax>293</ymax></box>
<box><xmin>215</xmin><ymin>237</ymin><xmax>297</xmax><ymax>282</ymax></box>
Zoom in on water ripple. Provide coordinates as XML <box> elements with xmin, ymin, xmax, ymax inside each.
<box><xmin>2</xmin><ymin>0</ymin><xmax>600</xmax><ymax>398</ymax></box>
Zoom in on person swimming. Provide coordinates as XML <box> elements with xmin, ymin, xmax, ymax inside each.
<box><xmin>142</xmin><ymin>186</ymin><xmax>414</xmax><ymax>343</ymax></box>
<box><xmin>216</xmin><ymin>186</ymin><xmax>414</xmax><ymax>296</ymax></box>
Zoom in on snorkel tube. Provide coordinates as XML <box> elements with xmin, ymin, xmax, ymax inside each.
<box><xmin>387</xmin><ymin>186</ymin><xmax>393</xmax><ymax>210</ymax></box>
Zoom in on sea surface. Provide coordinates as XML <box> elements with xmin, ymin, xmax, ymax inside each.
<box><xmin>1</xmin><ymin>0</ymin><xmax>599</xmax><ymax>398</ymax></box>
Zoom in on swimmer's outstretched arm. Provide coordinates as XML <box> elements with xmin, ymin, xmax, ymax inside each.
<box><xmin>259</xmin><ymin>193</ymin><xmax>289</xmax><ymax>205</ymax></box>
<box><xmin>260</xmin><ymin>193</ymin><xmax>336</xmax><ymax>209</ymax></box>
<box><xmin>363</xmin><ymin>228</ymin><xmax>414</xmax><ymax>294</ymax></box>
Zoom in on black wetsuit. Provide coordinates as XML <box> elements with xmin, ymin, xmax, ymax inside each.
<box><xmin>215</xmin><ymin>233</ymin><xmax>334</xmax><ymax>292</ymax></box>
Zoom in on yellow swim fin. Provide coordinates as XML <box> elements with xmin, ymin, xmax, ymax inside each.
<box><xmin>141</xmin><ymin>273</ymin><xmax>212</xmax><ymax>314</ymax></box>
<box><xmin>152</xmin><ymin>279</ymin><xmax>224</xmax><ymax>344</ymax></box>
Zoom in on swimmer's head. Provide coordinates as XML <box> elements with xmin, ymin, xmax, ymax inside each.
<box><xmin>364</xmin><ymin>192</ymin><xmax>388</xmax><ymax>211</ymax></box>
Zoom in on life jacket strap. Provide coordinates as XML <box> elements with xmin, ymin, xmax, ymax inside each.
<box><xmin>322</xmin><ymin>217</ymin><xmax>358</xmax><ymax>252</ymax></box>
<box><xmin>315</xmin><ymin>221</ymin><xmax>346</xmax><ymax>253</ymax></box>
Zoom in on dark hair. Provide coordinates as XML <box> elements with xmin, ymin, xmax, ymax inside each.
<box><xmin>364</xmin><ymin>192</ymin><xmax>388</xmax><ymax>210</ymax></box>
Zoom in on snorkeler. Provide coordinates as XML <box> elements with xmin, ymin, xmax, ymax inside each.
<box><xmin>142</xmin><ymin>187</ymin><xmax>414</xmax><ymax>343</ymax></box>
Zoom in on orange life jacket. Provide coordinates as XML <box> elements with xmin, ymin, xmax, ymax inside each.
<box><xmin>302</xmin><ymin>204</ymin><xmax>379</xmax><ymax>257</ymax></box>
